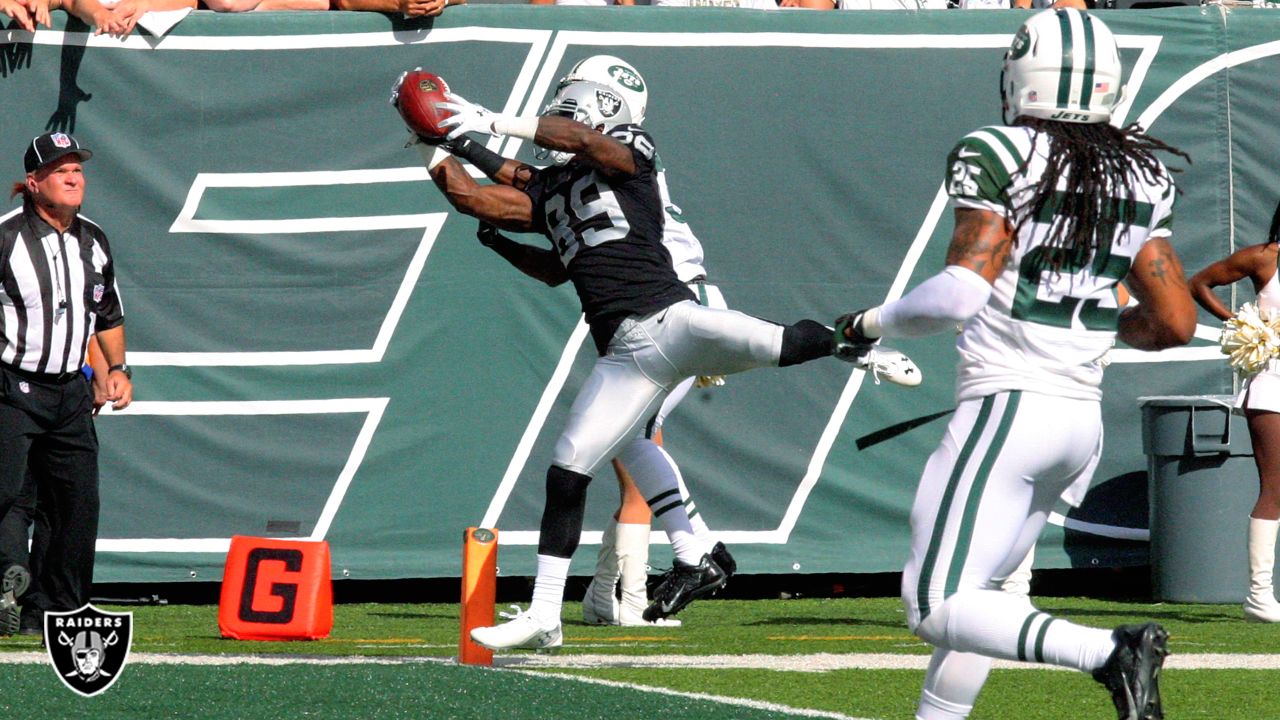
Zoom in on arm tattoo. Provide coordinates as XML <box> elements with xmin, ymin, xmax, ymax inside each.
<box><xmin>946</xmin><ymin>213</ymin><xmax>1011</xmax><ymax>273</ymax></box>
<box><xmin>1146</xmin><ymin>245</ymin><xmax>1188</xmax><ymax>288</ymax></box>
<box><xmin>1149</xmin><ymin>257</ymin><xmax>1167</xmax><ymax>284</ymax></box>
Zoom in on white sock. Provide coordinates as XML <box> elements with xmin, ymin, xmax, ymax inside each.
<box><xmin>916</xmin><ymin>648</ymin><xmax>991</xmax><ymax>719</ymax></box>
<box><xmin>917</xmin><ymin>688</ymin><xmax>976</xmax><ymax>720</ymax></box>
<box><xmin>618</xmin><ymin>439</ymin><xmax>708</xmax><ymax>564</ymax></box>
<box><xmin>924</xmin><ymin>589</ymin><xmax>1113</xmax><ymax>671</ymax></box>
<box><xmin>527</xmin><ymin>554</ymin><xmax>570</xmax><ymax>624</ymax></box>
<box><xmin>1038</xmin><ymin>617</ymin><xmax>1116</xmax><ymax>672</ymax></box>
<box><xmin>665</xmin><ymin>446</ymin><xmax>713</xmax><ymax>543</ymax></box>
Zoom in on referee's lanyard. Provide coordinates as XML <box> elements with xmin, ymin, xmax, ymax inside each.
<box><xmin>23</xmin><ymin>213</ymin><xmax>70</xmax><ymax>323</ymax></box>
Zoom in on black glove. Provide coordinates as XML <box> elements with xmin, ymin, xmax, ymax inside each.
<box><xmin>832</xmin><ymin>309</ymin><xmax>878</xmax><ymax>359</ymax></box>
<box><xmin>835</xmin><ymin>310</ymin><xmax>879</xmax><ymax>343</ymax></box>
<box><xmin>477</xmin><ymin>222</ymin><xmax>505</xmax><ymax>248</ymax></box>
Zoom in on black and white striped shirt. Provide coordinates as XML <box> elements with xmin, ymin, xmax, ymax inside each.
<box><xmin>0</xmin><ymin>199</ymin><xmax>124</xmax><ymax>376</ymax></box>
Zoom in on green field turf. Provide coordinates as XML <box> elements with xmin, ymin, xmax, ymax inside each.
<box><xmin>2</xmin><ymin>597</ymin><xmax>1277</xmax><ymax>719</ymax></box>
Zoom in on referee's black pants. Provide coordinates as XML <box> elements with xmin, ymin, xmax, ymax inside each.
<box><xmin>0</xmin><ymin>468</ymin><xmax>35</xmax><ymax>572</ymax></box>
<box><xmin>0</xmin><ymin>367</ymin><xmax>98</xmax><ymax>616</ymax></box>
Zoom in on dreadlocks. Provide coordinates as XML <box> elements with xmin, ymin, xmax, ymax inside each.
<box><xmin>1013</xmin><ymin>117</ymin><xmax>1191</xmax><ymax>273</ymax></box>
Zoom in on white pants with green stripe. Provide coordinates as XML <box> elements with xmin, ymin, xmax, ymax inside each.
<box><xmin>902</xmin><ymin>390</ymin><xmax>1101</xmax><ymax>631</ymax></box>
<box><xmin>900</xmin><ymin>391</ymin><xmax>1111</xmax><ymax>718</ymax></box>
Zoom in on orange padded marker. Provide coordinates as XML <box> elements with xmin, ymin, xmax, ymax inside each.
<box><xmin>459</xmin><ymin>527</ymin><xmax>498</xmax><ymax>665</ymax></box>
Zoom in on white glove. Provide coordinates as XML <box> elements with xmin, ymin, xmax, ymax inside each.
<box><xmin>437</xmin><ymin>93</ymin><xmax>500</xmax><ymax>140</ymax></box>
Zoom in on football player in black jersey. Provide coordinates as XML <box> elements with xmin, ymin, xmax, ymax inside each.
<box><xmin>396</xmin><ymin>78</ymin><xmax>877</xmax><ymax>651</ymax></box>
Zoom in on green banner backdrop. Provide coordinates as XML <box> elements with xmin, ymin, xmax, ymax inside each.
<box><xmin>0</xmin><ymin>6</ymin><xmax>1268</xmax><ymax>583</ymax></box>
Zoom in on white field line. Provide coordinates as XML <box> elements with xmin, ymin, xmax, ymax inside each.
<box><xmin>0</xmin><ymin>651</ymin><xmax>864</xmax><ymax>719</ymax></box>
<box><xmin>0</xmin><ymin>651</ymin><xmax>1276</xmax><ymax>671</ymax></box>
<box><xmin>495</xmin><ymin>651</ymin><xmax>1280</xmax><ymax>672</ymax></box>
<box><xmin>503</xmin><ymin>668</ymin><xmax>872</xmax><ymax>720</ymax></box>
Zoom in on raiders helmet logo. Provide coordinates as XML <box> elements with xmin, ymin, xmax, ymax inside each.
<box><xmin>44</xmin><ymin>604</ymin><xmax>133</xmax><ymax>697</ymax></box>
<box><xmin>595</xmin><ymin>89</ymin><xmax>623</xmax><ymax>118</ymax></box>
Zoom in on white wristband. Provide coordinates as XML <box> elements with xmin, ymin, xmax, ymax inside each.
<box><xmin>492</xmin><ymin>116</ymin><xmax>539</xmax><ymax>141</ymax></box>
<box><xmin>417</xmin><ymin>143</ymin><xmax>451</xmax><ymax>170</ymax></box>
<box><xmin>859</xmin><ymin>306</ymin><xmax>884</xmax><ymax>338</ymax></box>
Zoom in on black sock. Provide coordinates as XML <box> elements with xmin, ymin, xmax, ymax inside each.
<box><xmin>779</xmin><ymin>319</ymin><xmax>834</xmax><ymax>367</ymax></box>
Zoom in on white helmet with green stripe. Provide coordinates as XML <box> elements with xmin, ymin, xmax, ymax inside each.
<box><xmin>1000</xmin><ymin>8</ymin><xmax>1124</xmax><ymax>125</ymax></box>
<box><xmin>559</xmin><ymin>55</ymin><xmax>648</xmax><ymax>124</ymax></box>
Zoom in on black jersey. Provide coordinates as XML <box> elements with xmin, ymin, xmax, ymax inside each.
<box><xmin>525</xmin><ymin>124</ymin><xmax>695</xmax><ymax>355</ymax></box>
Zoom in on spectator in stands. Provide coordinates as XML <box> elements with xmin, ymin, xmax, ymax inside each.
<box><xmin>958</xmin><ymin>0</ymin><xmax>1086</xmax><ymax>8</ymax></box>
<box><xmin>530</xmin><ymin>0</ymin><xmax>632</xmax><ymax>6</ymax></box>
<box><xmin>95</xmin><ymin>0</ymin><xmax>196</xmax><ymax>35</ymax></box>
<box><xmin>4</xmin><ymin>0</ymin><xmax>195</xmax><ymax>37</ymax></box>
<box><xmin>838</xmin><ymin>0</ymin><xmax>944</xmax><ymax>8</ymax></box>
<box><xmin>531</xmin><ymin>0</ymin><xmax>833</xmax><ymax>5</ymax></box>
<box><xmin>647</xmin><ymin>0</ymin><xmax>833</xmax><ymax>6</ymax></box>
<box><xmin>1</xmin><ymin>0</ymin><xmax>46</xmax><ymax>29</ymax></box>
<box><xmin>202</xmin><ymin>0</ymin><xmax>464</xmax><ymax>15</ymax></box>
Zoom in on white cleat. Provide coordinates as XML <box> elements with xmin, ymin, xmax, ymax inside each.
<box><xmin>850</xmin><ymin>346</ymin><xmax>922</xmax><ymax>387</ymax></box>
<box><xmin>470</xmin><ymin>605</ymin><xmax>563</xmax><ymax>653</ymax></box>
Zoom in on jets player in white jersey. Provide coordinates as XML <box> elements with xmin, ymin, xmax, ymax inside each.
<box><xmin>835</xmin><ymin>9</ymin><xmax>1194</xmax><ymax>720</ymax></box>
<box><xmin>394</xmin><ymin>68</ymin><xmax>908</xmax><ymax>651</ymax></box>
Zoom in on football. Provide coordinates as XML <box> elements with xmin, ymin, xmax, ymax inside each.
<box><xmin>395</xmin><ymin>70</ymin><xmax>453</xmax><ymax>141</ymax></box>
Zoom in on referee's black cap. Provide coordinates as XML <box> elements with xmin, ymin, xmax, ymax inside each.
<box><xmin>24</xmin><ymin>132</ymin><xmax>93</xmax><ymax>174</ymax></box>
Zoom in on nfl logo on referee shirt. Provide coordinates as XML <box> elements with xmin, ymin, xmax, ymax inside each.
<box><xmin>44</xmin><ymin>604</ymin><xmax>133</xmax><ymax>697</ymax></box>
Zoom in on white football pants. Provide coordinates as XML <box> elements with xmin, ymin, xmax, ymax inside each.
<box><xmin>651</xmin><ymin>281</ymin><xmax>728</xmax><ymax>432</ymax></box>
<box><xmin>553</xmin><ymin>298</ymin><xmax>782</xmax><ymax>477</ymax></box>
<box><xmin>901</xmin><ymin>390</ymin><xmax>1112</xmax><ymax>719</ymax></box>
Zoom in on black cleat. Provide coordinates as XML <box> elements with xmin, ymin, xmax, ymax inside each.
<box><xmin>1092</xmin><ymin>622</ymin><xmax>1169</xmax><ymax>720</ymax></box>
<box><xmin>643</xmin><ymin>553</ymin><xmax>727</xmax><ymax>622</ymax></box>
<box><xmin>710</xmin><ymin>541</ymin><xmax>737</xmax><ymax>577</ymax></box>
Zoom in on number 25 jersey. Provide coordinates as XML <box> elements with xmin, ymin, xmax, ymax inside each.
<box><xmin>524</xmin><ymin>123</ymin><xmax>694</xmax><ymax>355</ymax></box>
<box><xmin>945</xmin><ymin>124</ymin><xmax>1177</xmax><ymax>402</ymax></box>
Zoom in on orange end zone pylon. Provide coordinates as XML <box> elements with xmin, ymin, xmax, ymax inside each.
<box><xmin>459</xmin><ymin>527</ymin><xmax>498</xmax><ymax>665</ymax></box>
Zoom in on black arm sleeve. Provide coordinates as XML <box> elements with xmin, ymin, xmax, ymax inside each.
<box><xmin>445</xmin><ymin>137</ymin><xmax>507</xmax><ymax>179</ymax></box>
<box><xmin>477</xmin><ymin>223</ymin><xmax>569</xmax><ymax>287</ymax></box>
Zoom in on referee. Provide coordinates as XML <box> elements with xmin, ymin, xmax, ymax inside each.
<box><xmin>0</xmin><ymin>132</ymin><xmax>132</xmax><ymax>636</ymax></box>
